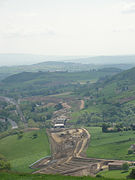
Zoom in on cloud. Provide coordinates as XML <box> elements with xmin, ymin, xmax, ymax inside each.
<box><xmin>122</xmin><ymin>2</ymin><xmax>135</xmax><ymax>13</ymax></box>
<box><xmin>113</xmin><ymin>26</ymin><xmax>135</xmax><ymax>33</ymax></box>
<box><xmin>0</xmin><ymin>25</ymin><xmax>56</xmax><ymax>38</ymax></box>
<box><xmin>0</xmin><ymin>0</ymin><xmax>8</xmax><ymax>7</ymax></box>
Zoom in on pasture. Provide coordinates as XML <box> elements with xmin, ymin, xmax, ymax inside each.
<box><xmin>0</xmin><ymin>129</ymin><xmax>50</xmax><ymax>172</ymax></box>
<box><xmin>86</xmin><ymin>127</ymin><xmax>135</xmax><ymax>161</ymax></box>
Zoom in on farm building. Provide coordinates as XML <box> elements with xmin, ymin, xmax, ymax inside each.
<box><xmin>108</xmin><ymin>162</ymin><xmax>124</xmax><ymax>170</ymax></box>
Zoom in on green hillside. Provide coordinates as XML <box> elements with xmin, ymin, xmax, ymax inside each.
<box><xmin>0</xmin><ymin>129</ymin><xmax>50</xmax><ymax>172</ymax></box>
<box><xmin>74</xmin><ymin>66</ymin><xmax>135</xmax><ymax>126</ymax></box>
<box><xmin>86</xmin><ymin>127</ymin><xmax>135</xmax><ymax>161</ymax></box>
<box><xmin>0</xmin><ymin>69</ymin><xmax>120</xmax><ymax>98</ymax></box>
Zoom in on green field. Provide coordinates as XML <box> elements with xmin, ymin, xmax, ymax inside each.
<box><xmin>0</xmin><ymin>171</ymin><xmax>120</xmax><ymax>180</ymax></box>
<box><xmin>0</xmin><ymin>129</ymin><xmax>50</xmax><ymax>172</ymax></box>
<box><xmin>86</xmin><ymin>127</ymin><xmax>135</xmax><ymax>161</ymax></box>
<box><xmin>98</xmin><ymin>169</ymin><xmax>132</xmax><ymax>179</ymax></box>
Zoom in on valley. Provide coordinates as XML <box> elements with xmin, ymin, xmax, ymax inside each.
<box><xmin>1</xmin><ymin>63</ymin><xmax>135</xmax><ymax>179</ymax></box>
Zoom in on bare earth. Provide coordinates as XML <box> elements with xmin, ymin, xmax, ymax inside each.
<box><xmin>31</xmin><ymin>127</ymin><xmax>134</xmax><ymax>176</ymax></box>
<box><xmin>80</xmin><ymin>100</ymin><xmax>85</xmax><ymax>110</ymax></box>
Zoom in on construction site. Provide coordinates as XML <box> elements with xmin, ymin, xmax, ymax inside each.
<box><xmin>28</xmin><ymin>99</ymin><xmax>135</xmax><ymax>177</ymax></box>
<box><xmin>30</xmin><ymin>126</ymin><xmax>134</xmax><ymax>176</ymax></box>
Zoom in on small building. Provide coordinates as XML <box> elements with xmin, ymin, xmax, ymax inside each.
<box><xmin>108</xmin><ymin>162</ymin><xmax>124</xmax><ymax>170</ymax></box>
<box><xmin>130</xmin><ymin>144</ymin><xmax>135</xmax><ymax>151</ymax></box>
<box><xmin>54</xmin><ymin>124</ymin><xmax>64</xmax><ymax>128</ymax></box>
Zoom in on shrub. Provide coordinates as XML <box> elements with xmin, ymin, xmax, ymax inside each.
<box><xmin>17</xmin><ymin>131</ymin><xmax>23</xmax><ymax>139</ymax></box>
<box><xmin>96</xmin><ymin>174</ymin><xmax>102</xmax><ymax>178</ymax></box>
<box><xmin>127</xmin><ymin>169</ymin><xmax>135</xmax><ymax>178</ymax></box>
<box><xmin>0</xmin><ymin>160</ymin><xmax>11</xmax><ymax>170</ymax></box>
<box><xmin>128</xmin><ymin>149</ymin><xmax>134</xmax><ymax>155</ymax></box>
<box><xmin>32</xmin><ymin>133</ymin><xmax>38</xmax><ymax>139</ymax></box>
<box><xmin>122</xmin><ymin>163</ymin><xmax>129</xmax><ymax>171</ymax></box>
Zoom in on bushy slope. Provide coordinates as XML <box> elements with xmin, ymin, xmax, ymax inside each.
<box><xmin>0</xmin><ymin>70</ymin><xmax>120</xmax><ymax>98</ymax></box>
<box><xmin>75</xmin><ymin>66</ymin><xmax>135</xmax><ymax>125</ymax></box>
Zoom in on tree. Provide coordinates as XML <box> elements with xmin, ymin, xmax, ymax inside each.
<box><xmin>128</xmin><ymin>169</ymin><xmax>135</xmax><ymax>178</ymax></box>
<box><xmin>128</xmin><ymin>149</ymin><xmax>134</xmax><ymax>155</ymax></box>
<box><xmin>102</xmin><ymin>123</ymin><xmax>110</xmax><ymax>133</ymax></box>
<box><xmin>28</xmin><ymin>119</ymin><xmax>37</xmax><ymax>127</ymax></box>
<box><xmin>55</xmin><ymin>103</ymin><xmax>63</xmax><ymax>110</ymax></box>
<box><xmin>122</xmin><ymin>163</ymin><xmax>129</xmax><ymax>171</ymax></box>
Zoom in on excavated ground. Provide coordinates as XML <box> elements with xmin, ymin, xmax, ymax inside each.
<box><xmin>32</xmin><ymin>128</ymin><xmax>134</xmax><ymax>176</ymax></box>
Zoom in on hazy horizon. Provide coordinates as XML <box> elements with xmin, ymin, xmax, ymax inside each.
<box><xmin>0</xmin><ymin>0</ymin><xmax>135</xmax><ymax>57</ymax></box>
<box><xmin>0</xmin><ymin>54</ymin><xmax>135</xmax><ymax>66</ymax></box>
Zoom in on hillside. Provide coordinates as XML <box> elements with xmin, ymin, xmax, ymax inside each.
<box><xmin>0</xmin><ymin>129</ymin><xmax>50</xmax><ymax>172</ymax></box>
<box><xmin>74</xmin><ymin>66</ymin><xmax>135</xmax><ymax>125</ymax></box>
<box><xmin>0</xmin><ymin>69</ymin><xmax>120</xmax><ymax>98</ymax></box>
<box><xmin>86</xmin><ymin>127</ymin><xmax>135</xmax><ymax>161</ymax></box>
<box><xmin>0</xmin><ymin>55</ymin><xmax>135</xmax><ymax>80</ymax></box>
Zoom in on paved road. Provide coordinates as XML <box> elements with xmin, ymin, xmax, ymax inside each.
<box><xmin>8</xmin><ymin>118</ymin><xmax>18</xmax><ymax>129</ymax></box>
<box><xmin>0</xmin><ymin>96</ymin><xmax>27</xmax><ymax>125</ymax></box>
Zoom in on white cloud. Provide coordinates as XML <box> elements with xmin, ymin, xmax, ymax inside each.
<box><xmin>0</xmin><ymin>0</ymin><xmax>135</xmax><ymax>56</ymax></box>
<box><xmin>0</xmin><ymin>25</ymin><xmax>56</xmax><ymax>38</ymax></box>
<box><xmin>122</xmin><ymin>2</ymin><xmax>135</xmax><ymax>13</ymax></box>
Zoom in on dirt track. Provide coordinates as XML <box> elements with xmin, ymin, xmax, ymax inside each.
<box><xmin>80</xmin><ymin>100</ymin><xmax>85</xmax><ymax>110</ymax></box>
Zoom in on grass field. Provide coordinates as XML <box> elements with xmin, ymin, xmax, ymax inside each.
<box><xmin>98</xmin><ymin>169</ymin><xmax>132</xmax><ymax>179</ymax></box>
<box><xmin>0</xmin><ymin>171</ymin><xmax>120</xmax><ymax>180</ymax></box>
<box><xmin>86</xmin><ymin>127</ymin><xmax>135</xmax><ymax>161</ymax></box>
<box><xmin>0</xmin><ymin>129</ymin><xmax>50</xmax><ymax>172</ymax></box>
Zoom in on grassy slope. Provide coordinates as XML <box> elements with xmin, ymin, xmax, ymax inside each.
<box><xmin>0</xmin><ymin>129</ymin><xmax>50</xmax><ymax>172</ymax></box>
<box><xmin>0</xmin><ymin>172</ymin><xmax>120</xmax><ymax>180</ymax></box>
<box><xmin>98</xmin><ymin>169</ymin><xmax>132</xmax><ymax>179</ymax></box>
<box><xmin>86</xmin><ymin>127</ymin><xmax>135</xmax><ymax>161</ymax></box>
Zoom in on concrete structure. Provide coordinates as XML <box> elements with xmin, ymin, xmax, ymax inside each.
<box><xmin>108</xmin><ymin>162</ymin><xmax>123</xmax><ymax>170</ymax></box>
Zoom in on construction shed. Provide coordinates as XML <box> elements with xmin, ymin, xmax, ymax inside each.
<box><xmin>108</xmin><ymin>162</ymin><xmax>124</xmax><ymax>170</ymax></box>
<box><xmin>54</xmin><ymin>124</ymin><xmax>64</xmax><ymax>128</ymax></box>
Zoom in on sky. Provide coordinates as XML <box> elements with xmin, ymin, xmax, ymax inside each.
<box><xmin>0</xmin><ymin>0</ymin><xmax>135</xmax><ymax>65</ymax></box>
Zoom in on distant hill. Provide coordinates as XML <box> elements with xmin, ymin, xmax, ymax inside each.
<box><xmin>0</xmin><ymin>61</ymin><xmax>126</xmax><ymax>81</ymax></box>
<box><xmin>0</xmin><ymin>54</ymin><xmax>85</xmax><ymax>66</ymax></box>
<box><xmin>0</xmin><ymin>54</ymin><xmax>135</xmax><ymax>65</ymax></box>
<box><xmin>0</xmin><ymin>69</ymin><xmax>121</xmax><ymax>98</ymax></box>
<box><xmin>70</xmin><ymin>55</ymin><xmax>135</xmax><ymax>64</ymax></box>
<box><xmin>0</xmin><ymin>54</ymin><xmax>135</xmax><ymax>81</ymax></box>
